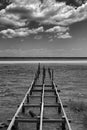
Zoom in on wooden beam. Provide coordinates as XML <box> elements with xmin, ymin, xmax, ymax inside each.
<box><xmin>15</xmin><ymin>118</ymin><xmax>70</xmax><ymax>123</ymax></box>
<box><xmin>24</xmin><ymin>104</ymin><xmax>67</xmax><ymax>108</ymax></box>
<box><xmin>29</xmin><ymin>95</ymin><xmax>57</xmax><ymax>98</ymax></box>
<box><xmin>8</xmin><ymin>118</ymin><xmax>71</xmax><ymax>123</ymax></box>
<box><xmin>32</xmin><ymin>89</ymin><xmax>55</xmax><ymax>92</ymax></box>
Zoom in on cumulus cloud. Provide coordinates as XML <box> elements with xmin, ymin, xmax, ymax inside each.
<box><xmin>0</xmin><ymin>27</ymin><xmax>44</xmax><ymax>38</ymax></box>
<box><xmin>57</xmin><ymin>32</ymin><xmax>72</xmax><ymax>39</ymax></box>
<box><xmin>45</xmin><ymin>26</ymin><xmax>69</xmax><ymax>33</ymax></box>
<box><xmin>0</xmin><ymin>0</ymin><xmax>87</xmax><ymax>39</ymax></box>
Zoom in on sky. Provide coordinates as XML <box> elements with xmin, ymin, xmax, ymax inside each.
<box><xmin>0</xmin><ymin>0</ymin><xmax>87</xmax><ymax>57</ymax></box>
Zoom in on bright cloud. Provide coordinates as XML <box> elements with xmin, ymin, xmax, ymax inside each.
<box><xmin>0</xmin><ymin>0</ymin><xmax>87</xmax><ymax>39</ymax></box>
<box><xmin>0</xmin><ymin>27</ymin><xmax>43</xmax><ymax>38</ymax></box>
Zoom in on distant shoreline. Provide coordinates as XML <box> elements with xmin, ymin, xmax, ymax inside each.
<box><xmin>0</xmin><ymin>57</ymin><xmax>87</xmax><ymax>61</ymax></box>
<box><xmin>0</xmin><ymin>60</ymin><xmax>87</xmax><ymax>64</ymax></box>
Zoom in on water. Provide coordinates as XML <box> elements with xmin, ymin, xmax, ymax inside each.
<box><xmin>0</xmin><ymin>63</ymin><xmax>87</xmax><ymax>130</ymax></box>
<box><xmin>0</xmin><ymin>64</ymin><xmax>38</xmax><ymax>123</ymax></box>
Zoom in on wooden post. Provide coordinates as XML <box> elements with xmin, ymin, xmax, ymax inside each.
<box><xmin>41</xmin><ymin>89</ymin><xmax>43</xmax><ymax>103</ymax></box>
<box><xmin>30</xmin><ymin>89</ymin><xmax>32</xmax><ymax>95</ymax></box>
<box><xmin>38</xmin><ymin>63</ymin><xmax>40</xmax><ymax>76</ymax></box>
<box><xmin>62</xmin><ymin>116</ymin><xmax>66</xmax><ymax>130</ymax></box>
<box><xmin>56</xmin><ymin>96</ymin><xmax>58</xmax><ymax>103</ymax></box>
<box><xmin>48</xmin><ymin>68</ymin><xmax>51</xmax><ymax>79</ymax></box>
<box><xmin>36</xmin><ymin>118</ymin><xmax>40</xmax><ymax>130</ymax></box>
<box><xmin>42</xmin><ymin>67</ymin><xmax>45</xmax><ymax>84</ymax></box>
<box><xmin>11</xmin><ymin>117</ymin><xmax>18</xmax><ymax>130</ymax></box>
<box><xmin>58</xmin><ymin>103</ymin><xmax>61</xmax><ymax>114</ymax></box>
<box><xmin>52</xmin><ymin>70</ymin><xmax>54</xmax><ymax>89</ymax></box>
<box><xmin>54</xmin><ymin>90</ymin><xmax>56</xmax><ymax>95</ymax></box>
<box><xmin>40</xmin><ymin>102</ymin><xmax>41</xmax><ymax>112</ymax></box>
<box><xmin>22</xmin><ymin>103</ymin><xmax>25</xmax><ymax>114</ymax></box>
<box><xmin>27</xmin><ymin>94</ymin><xmax>29</xmax><ymax>103</ymax></box>
<box><xmin>52</xmin><ymin>69</ymin><xmax>53</xmax><ymax>82</ymax></box>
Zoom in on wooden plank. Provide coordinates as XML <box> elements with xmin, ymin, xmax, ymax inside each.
<box><xmin>8</xmin><ymin>118</ymin><xmax>71</xmax><ymax>123</ymax></box>
<box><xmin>32</xmin><ymin>89</ymin><xmax>55</xmax><ymax>92</ymax></box>
<box><xmin>34</xmin><ymin>85</ymin><xmax>53</xmax><ymax>87</ymax></box>
<box><xmin>24</xmin><ymin>104</ymin><xmax>59</xmax><ymax>107</ymax></box>
<box><xmin>15</xmin><ymin>118</ymin><xmax>68</xmax><ymax>123</ymax></box>
<box><xmin>29</xmin><ymin>95</ymin><xmax>56</xmax><ymax>98</ymax></box>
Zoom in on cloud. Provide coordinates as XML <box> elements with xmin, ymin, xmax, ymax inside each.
<box><xmin>34</xmin><ymin>35</ymin><xmax>42</xmax><ymax>40</ymax></box>
<box><xmin>45</xmin><ymin>26</ymin><xmax>71</xmax><ymax>39</ymax></box>
<box><xmin>0</xmin><ymin>0</ymin><xmax>87</xmax><ymax>39</ymax></box>
<box><xmin>57</xmin><ymin>32</ymin><xmax>72</xmax><ymax>39</ymax></box>
<box><xmin>0</xmin><ymin>27</ymin><xmax>44</xmax><ymax>38</ymax></box>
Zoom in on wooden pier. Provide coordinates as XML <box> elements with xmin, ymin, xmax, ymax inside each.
<box><xmin>7</xmin><ymin>64</ymin><xmax>72</xmax><ymax>130</ymax></box>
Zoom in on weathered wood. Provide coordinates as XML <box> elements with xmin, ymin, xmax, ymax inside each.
<box><xmin>31</xmin><ymin>89</ymin><xmax>55</xmax><ymax>92</ymax></box>
<box><xmin>48</xmin><ymin>68</ymin><xmax>51</xmax><ymax>79</ymax></box>
<box><xmin>62</xmin><ymin>116</ymin><xmax>66</xmax><ymax>130</ymax></box>
<box><xmin>29</xmin><ymin>95</ymin><xmax>57</xmax><ymax>98</ymax></box>
<box><xmin>22</xmin><ymin>103</ymin><xmax>25</xmax><ymax>114</ymax></box>
<box><xmin>29</xmin><ymin>110</ymin><xmax>37</xmax><ymax>118</ymax></box>
<box><xmin>51</xmin><ymin>69</ymin><xmax>54</xmax><ymax>82</ymax></box>
<box><xmin>27</xmin><ymin>94</ymin><xmax>29</xmax><ymax>103</ymax></box>
<box><xmin>40</xmin><ymin>84</ymin><xmax>44</xmax><ymax>130</ymax></box>
<box><xmin>7</xmin><ymin>66</ymin><xmax>72</xmax><ymax>130</ymax></box>
<box><xmin>36</xmin><ymin>118</ymin><xmax>40</xmax><ymax>130</ymax></box>
<box><xmin>34</xmin><ymin>85</ymin><xmax>55</xmax><ymax>87</ymax></box>
<box><xmin>58</xmin><ymin>103</ymin><xmax>61</xmax><ymax>114</ymax></box>
<box><xmin>8</xmin><ymin>118</ymin><xmax>71</xmax><ymax>123</ymax></box>
<box><xmin>24</xmin><ymin>104</ymin><xmax>67</xmax><ymax>108</ymax></box>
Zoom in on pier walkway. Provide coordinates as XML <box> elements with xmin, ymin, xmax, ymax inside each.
<box><xmin>7</xmin><ymin>64</ymin><xmax>72</xmax><ymax>130</ymax></box>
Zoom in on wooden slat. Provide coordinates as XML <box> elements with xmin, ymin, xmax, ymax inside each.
<box><xmin>8</xmin><ymin>118</ymin><xmax>71</xmax><ymax>123</ymax></box>
<box><xmin>24</xmin><ymin>103</ymin><xmax>67</xmax><ymax>108</ymax></box>
<box><xmin>32</xmin><ymin>89</ymin><xmax>55</xmax><ymax>92</ymax></box>
<box><xmin>29</xmin><ymin>95</ymin><xmax>56</xmax><ymax>98</ymax></box>
<box><xmin>24</xmin><ymin>104</ymin><xmax>59</xmax><ymax>107</ymax></box>
<box><xmin>34</xmin><ymin>85</ymin><xmax>52</xmax><ymax>87</ymax></box>
<box><xmin>15</xmin><ymin>118</ymin><xmax>70</xmax><ymax>123</ymax></box>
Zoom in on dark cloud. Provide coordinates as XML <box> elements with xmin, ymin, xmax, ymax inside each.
<box><xmin>0</xmin><ymin>0</ymin><xmax>12</xmax><ymax>10</ymax></box>
<box><xmin>56</xmin><ymin>0</ymin><xmax>86</xmax><ymax>7</ymax></box>
<box><xmin>0</xmin><ymin>0</ymin><xmax>87</xmax><ymax>39</ymax></box>
<box><xmin>28</xmin><ymin>21</ymin><xmax>40</xmax><ymax>29</ymax></box>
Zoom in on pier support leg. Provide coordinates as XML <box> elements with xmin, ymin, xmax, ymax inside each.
<box><xmin>11</xmin><ymin>117</ymin><xmax>18</xmax><ymax>130</ymax></box>
<box><xmin>58</xmin><ymin>103</ymin><xmax>61</xmax><ymax>114</ymax></box>
<box><xmin>62</xmin><ymin>116</ymin><xmax>66</xmax><ymax>130</ymax></box>
<box><xmin>36</xmin><ymin>118</ymin><xmax>40</xmax><ymax>130</ymax></box>
<box><xmin>40</xmin><ymin>102</ymin><xmax>41</xmax><ymax>112</ymax></box>
<box><xmin>27</xmin><ymin>94</ymin><xmax>29</xmax><ymax>103</ymax></box>
<box><xmin>22</xmin><ymin>103</ymin><xmax>25</xmax><ymax>114</ymax></box>
<box><xmin>56</xmin><ymin>96</ymin><xmax>58</xmax><ymax>103</ymax></box>
<box><xmin>30</xmin><ymin>90</ymin><xmax>32</xmax><ymax>95</ymax></box>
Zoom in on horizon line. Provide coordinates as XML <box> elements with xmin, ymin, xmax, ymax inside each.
<box><xmin>0</xmin><ymin>60</ymin><xmax>87</xmax><ymax>64</ymax></box>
